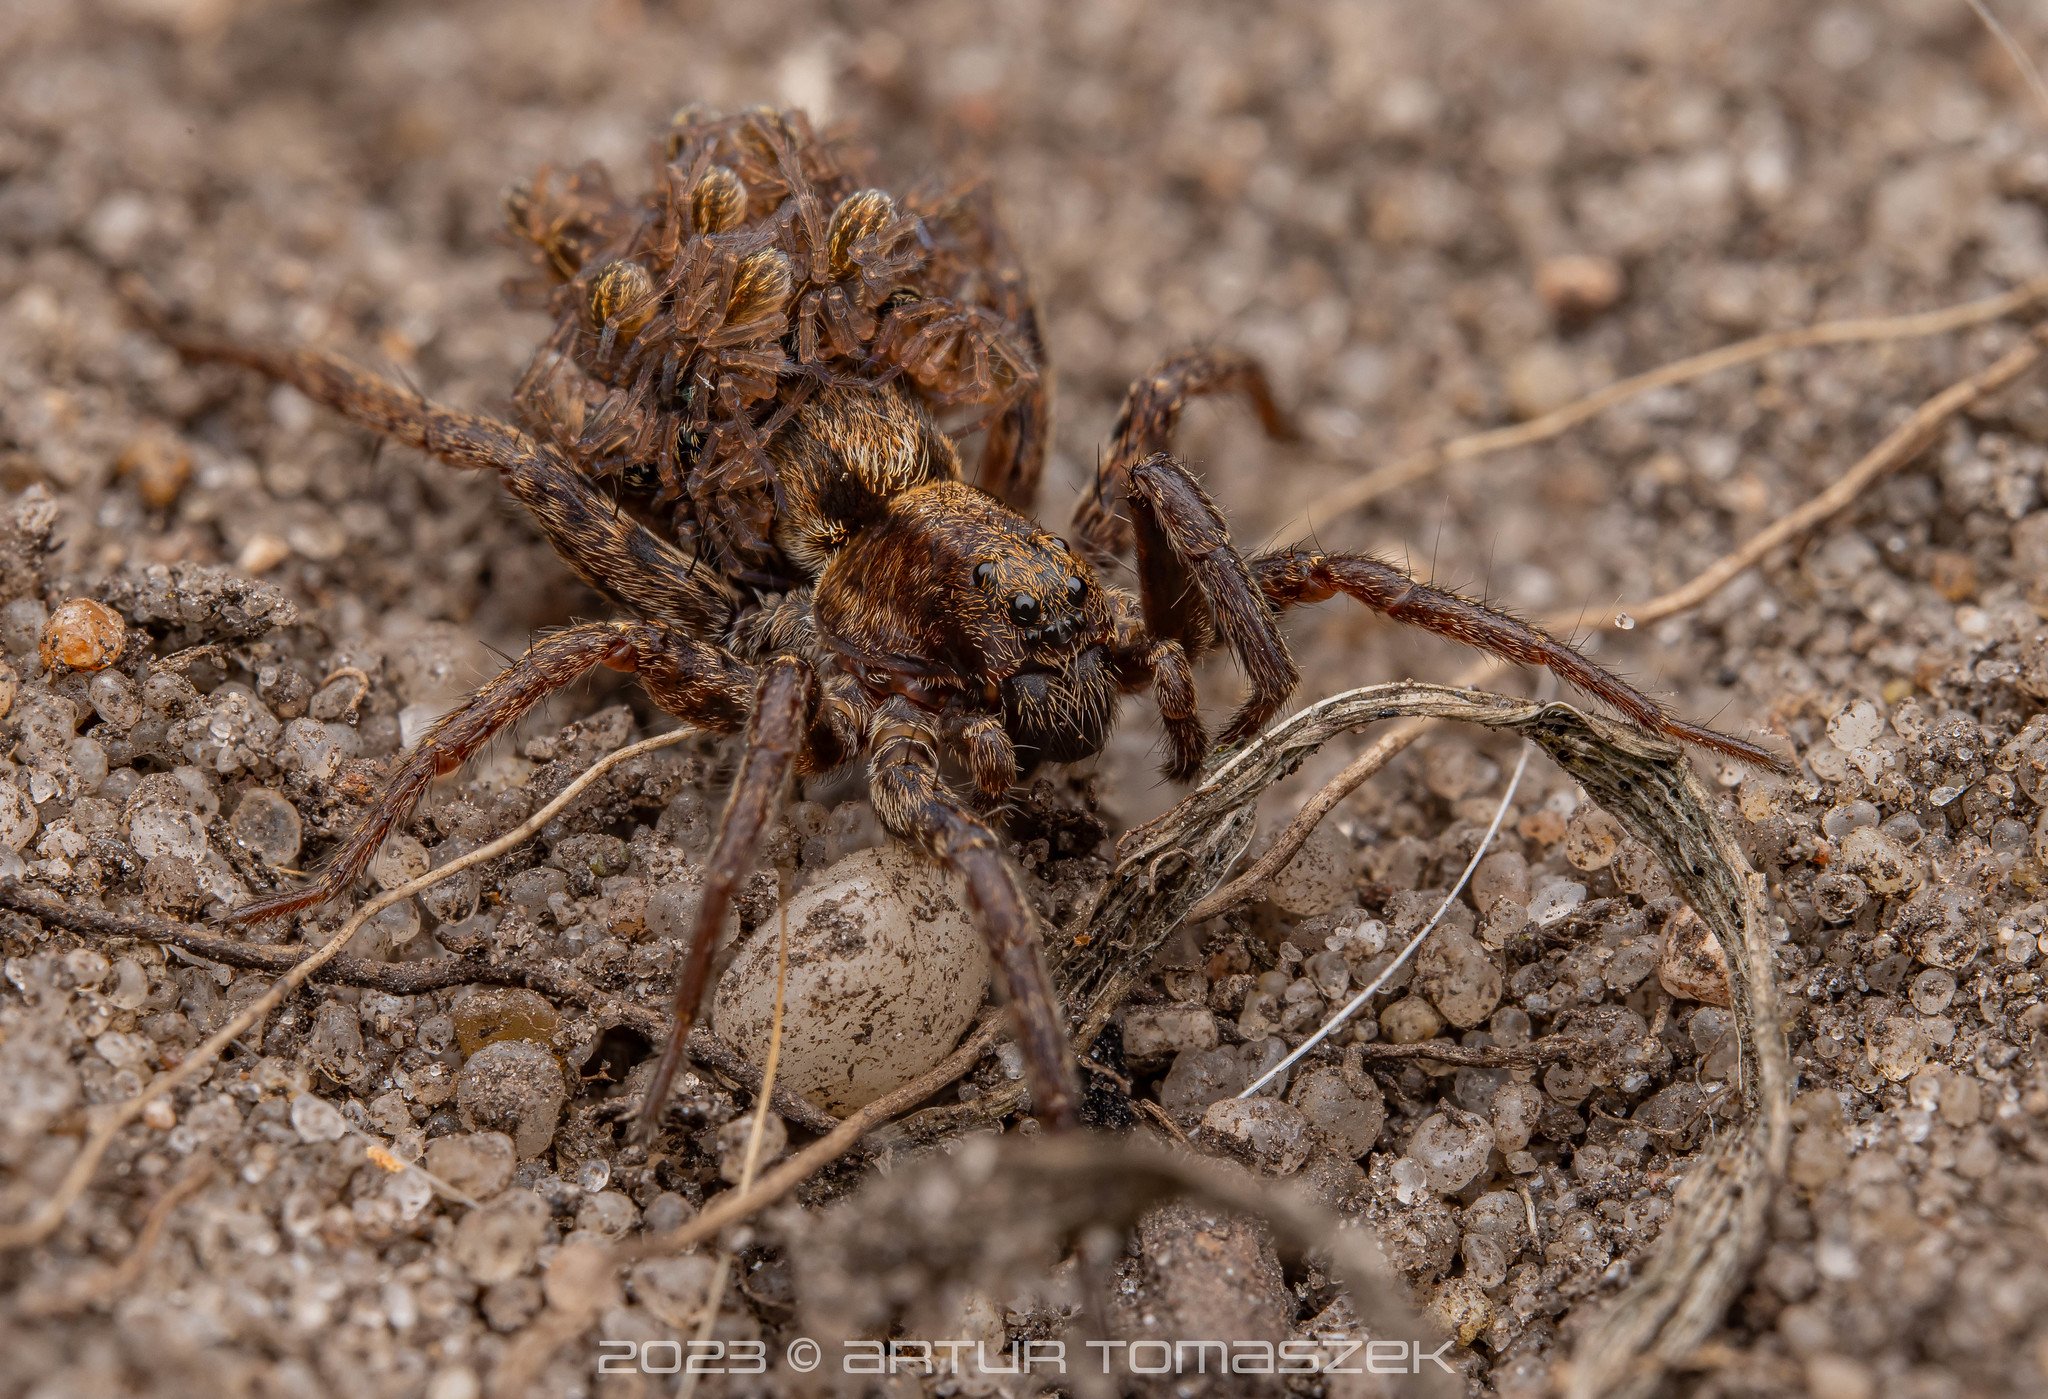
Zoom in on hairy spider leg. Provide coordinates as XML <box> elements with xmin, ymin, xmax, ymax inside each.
<box><xmin>867</xmin><ymin>699</ymin><xmax>1082</xmax><ymax>1129</ymax></box>
<box><xmin>226</xmin><ymin>621</ymin><xmax>763</xmax><ymax>926</ymax></box>
<box><xmin>635</xmin><ymin>657</ymin><xmax>846</xmax><ymax>1139</ymax></box>
<box><xmin>1249</xmin><ymin>548</ymin><xmax>1791</xmax><ymax>771</ymax></box>
<box><xmin>173</xmin><ymin>337</ymin><xmax>737</xmax><ymax>636</ymax></box>
<box><xmin>1073</xmin><ymin>347</ymin><xmax>1297</xmax><ymax>561</ymax></box>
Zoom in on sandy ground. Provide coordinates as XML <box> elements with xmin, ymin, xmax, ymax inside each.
<box><xmin>6</xmin><ymin>0</ymin><xmax>2048</xmax><ymax>1396</ymax></box>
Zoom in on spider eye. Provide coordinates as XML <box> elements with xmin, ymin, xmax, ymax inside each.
<box><xmin>1065</xmin><ymin>574</ymin><xmax>1086</xmax><ymax>604</ymax></box>
<box><xmin>1009</xmin><ymin>592</ymin><xmax>1041</xmax><ymax>625</ymax></box>
<box><xmin>972</xmin><ymin>561</ymin><xmax>997</xmax><ymax>588</ymax></box>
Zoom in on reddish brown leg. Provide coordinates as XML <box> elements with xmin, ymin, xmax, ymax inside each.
<box><xmin>1123</xmin><ymin>454</ymin><xmax>1300</xmax><ymax>749</ymax></box>
<box><xmin>867</xmin><ymin>700</ymin><xmax>1081</xmax><ymax>1129</ymax></box>
<box><xmin>227</xmin><ymin>621</ymin><xmax>761</xmax><ymax>926</ymax></box>
<box><xmin>975</xmin><ymin>304</ymin><xmax>1051</xmax><ymax>512</ymax></box>
<box><xmin>1074</xmin><ymin>348</ymin><xmax>1296</xmax><ymax>561</ymax></box>
<box><xmin>1107</xmin><ymin>595</ymin><xmax>1209</xmax><ymax>781</ymax></box>
<box><xmin>636</xmin><ymin>657</ymin><xmax>825</xmax><ymax>1139</ymax></box>
<box><xmin>172</xmin><ymin>337</ymin><xmax>737</xmax><ymax>635</ymax></box>
<box><xmin>1250</xmin><ymin>549</ymin><xmax>1791</xmax><ymax>771</ymax></box>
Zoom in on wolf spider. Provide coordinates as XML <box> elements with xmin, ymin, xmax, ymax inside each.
<box><xmin>171</xmin><ymin>107</ymin><xmax>1780</xmax><ymax>1135</ymax></box>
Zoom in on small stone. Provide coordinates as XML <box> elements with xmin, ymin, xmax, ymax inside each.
<box><xmin>1199</xmin><ymin>1096</ymin><xmax>1314</xmax><ymax>1175</ymax></box>
<box><xmin>424</xmin><ymin>1132</ymin><xmax>516</xmax><ymax>1200</ymax></box>
<box><xmin>236</xmin><ymin>534</ymin><xmax>292</xmax><ymax>574</ymax></box>
<box><xmin>1380</xmin><ymin>994</ymin><xmax>1444</xmax><ymax>1043</ymax></box>
<box><xmin>1839</xmin><ymin>826</ymin><xmax>1917</xmax><ymax>894</ymax></box>
<box><xmin>1504</xmin><ymin>343</ymin><xmax>1582</xmax><ymax>419</ymax></box>
<box><xmin>1535</xmin><ymin>252</ymin><xmax>1625</xmax><ymax>318</ymax></box>
<box><xmin>1866</xmin><ymin>1017</ymin><xmax>1927</xmax><ymax>1082</ymax></box>
<box><xmin>1490</xmin><ymin>1080</ymin><xmax>1544</xmax><ymax>1153</ymax></box>
<box><xmin>630</xmin><ymin>1254</ymin><xmax>720</xmax><ymax>1328</ymax></box>
<box><xmin>289</xmin><ymin>1091</ymin><xmax>349</xmax><ymax>1144</ymax></box>
<box><xmin>456</xmin><ymin>1040</ymin><xmax>566</xmax><ymax>1158</ymax></box>
<box><xmin>117</xmin><ymin>432</ymin><xmax>193</xmax><ymax>510</ymax></box>
<box><xmin>451</xmin><ymin>1191</ymin><xmax>549</xmax><ymax>1284</ymax></box>
<box><xmin>1264</xmin><ymin>821</ymin><xmax>1352</xmax><ymax>917</ymax></box>
<box><xmin>39</xmin><ymin>599</ymin><xmax>125</xmax><ymax>673</ymax></box>
<box><xmin>543</xmin><ymin>1238</ymin><xmax>622</xmax><ymax>1313</ymax></box>
<box><xmin>1159</xmin><ymin>1045</ymin><xmax>1251</xmax><ymax>1127</ymax></box>
<box><xmin>1121</xmin><ymin>1005</ymin><xmax>1220</xmax><ymax>1070</ymax></box>
<box><xmin>1470</xmin><ymin>850</ymin><xmax>1529</xmax><ymax>914</ymax></box>
<box><xmin>0</xmin><ymin>782</ymin><xmax>37</xmax><ymax>852</ymax></box>
<box><xmin>1527</xmin><ymin>877</ymin><xmax>1587</xmax><ymax>926</ymax></box>
<box><xmin>1287</xmin><ymin>1066</ymin><xmax>1385</xmax><ymax>1157</ymax></box>
<box><xmin>1658</xmin><ymin>906</ymin><xmax>1732</xmax><ymax>1007</ymax></box>
<box><xmin>1405</xmin><ymin>1108</ymin><xmax>1496</xmax><ymax>1193</ymax></box>
<box><xmin>1563</xmin><ymin>806</ymin><xmax>1625</xmax><ymax>871</ymax></box>
<box><xmin>1414</xmin><ymin>924</ymin><xmax>1503</xmax><ymax>1028</ymax></box>
<box><xmin>450</xmin><ymin>987</ymin><xmax>561</xmax><ymax>1057</ymax></box>
<box><xmin>229</xmin><ymin>788</ymin><xmax>302</xmax><ymax>866</ymax></box>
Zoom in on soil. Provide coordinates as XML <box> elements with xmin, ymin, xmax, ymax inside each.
<box><xmin>6</xmin><ymin>1</ymin><xmax>2048</xmax><ymax>1397</ymax></box>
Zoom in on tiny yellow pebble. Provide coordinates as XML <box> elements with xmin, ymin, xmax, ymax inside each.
<box><xmin>39</xmin><ymin>598</ymin><xmax>125</xmax><ymax>673</ymax></box>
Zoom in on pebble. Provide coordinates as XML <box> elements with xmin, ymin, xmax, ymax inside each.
<box><xmin>1381</xmin><ymin>994</ymin><xmax>1445</xmax><ymax>1043</ymax></box>
<box><xmin>630</xmin><ymin>1254</ymin><xmax>720</xmax><ymax>1328</ymax></box>
<box><xmin>450</xmin><ymin>987</ymin><xmax>561</xmax><ymax>1057</ymax></box>
<box><xmin>1122</xmin><ymin>1005</ymin><xmax>1220</xmax><ymax>1070</ymax></box>
<box><xmin>1199</xmin><ymin>1096</ymin><xmax>1314</xmax><ymax>1175</ymax></box>
<box><xmin>1528</xmin><ymin>877</ymin><xmax>1587</xmax><ymax>927</ymax></box>
<box><xmin>711</xmin><ymin>845</ymin><xmax>989</xmax><ymax>1113</ymax></box>
<box><xmin>1415</xmin><ymin>924</ymin><xmax>1504</xmax><ymax>1027</ymax></box>
<box><xmin>229</xmin><ymin>787</ymin><xmax>302</xmax><ymax>866</ymax></box>
<box><xmin>1535</xmin><ymin>252</ymin><xmax>1625</xmax><ymax>317</ymax></box>
<box><xmin>1264</xmin><ymin>820</ymin><xmax>1352</xmax><ymax>917</ymax></box>
<box><xmin>1287</xmin><ymin>1065</ymin><xmax>1385</xmax><ymax>1157</ymax></box>
<box><xmin>1658</xmin><ymin>906</ymin><xmax>1733</xmax><ymax>1007</ymax></box>
<box><xmin>289</xmin><ymin>1092</ymin><xmax>349</xmax><ymax>1144</ymax></box>
<box><xmin>424</xmin><ymin>1132</ymin><xmax>516</xmax><ymax>1200</ymax></box>
<box><xmin>451</xmin><ymin>1191</ymin><xmax>549</xmax><ymax>1284</ymax></box>
<box><xmin>38</xmin><ymin>599</ymin><xmax>125</xmax><ymax>673</ymax></box>
<box><xmin>1405</xmin><ymin>1108</ymin><xmax>1496</xmax><ymax>1194</ymax></box>
<box><xmin>0</xmin><ymin>782</ymin><xmax>37</xmax><ymax>852</ymax></box>
<box><xmin>455</xmin><ymin>1040</ymin><xmax>567</xmax><ymax>1158</ymax></box>
<box><xmin>1159</xmin><ymin>1045</ymin><xmax>1251</xmax><ymax>1126</ymax></box>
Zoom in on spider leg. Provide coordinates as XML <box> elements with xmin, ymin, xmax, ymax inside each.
<box><xmin>636</xmin><ymin>656</ymin><xmax>836</xmax><ymax>1138</ymax></box>
<box><xmin>1123</xmin><ymin>453</ymin><xmax>1300</xmax><ymax>749</ymax></box>
<box><xmin>172</xmin><ymin>336</ymin><xmax>737</xmax><ymax>635</ymax></box>
<box><xmin>226</xmin><ymin>620</ymin><xmax>764</xmax><ymax>927</ymax></box>
<box><xmin>974</xmin><ymin>302</ymin><xmax>1050</xmax><ymax>512</ymax></box>
<box><xmin>1249</xmin><ymin>547</ymin><xmax>1791</xmax><ymax>771</ymax></box>
<box><xmin>1074</xmin><ymin>348</ymin><xmax>1296</xmax><ymax>561</ymax></box>
<box><xmin>867</xmin><ymin>700</ymin><xmax>1080</xmax><ymax>1129</ymax></box>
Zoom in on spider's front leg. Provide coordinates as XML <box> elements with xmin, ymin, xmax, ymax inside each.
<box><xmin>634</xmin><ymin>656</ymin><xmax>861</xmax><ymax>1139</ymax></box>
<box><xmin>1074</xmin><ymin>348</ymin><xmax>1296</xmax><ymax>561</ymax></box>
<box><xmin>1248</xmin><ymin>548</ymin><xmax>1791</xmax><ymax>770</ymax></box>
<box><xmin>867</xmin><ymin>700</ymin><xmax>1081</xmax><ymax>1129</ymax></box>
<box><xmin>227</xmin><ymin>620</ymin><xmax>764</xmax><ymax>927</ymax></box>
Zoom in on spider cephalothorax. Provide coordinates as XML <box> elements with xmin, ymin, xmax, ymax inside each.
<box><xmin>170</xmin><ymin>106</ymin><xmax>1784</xmax><ymax>1136</ymax></box>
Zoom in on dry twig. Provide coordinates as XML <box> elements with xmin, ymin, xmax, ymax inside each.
<box><xmin>1555</xmin><ymin>324</ymin><xmax>2048</xmax><ymax>635</ymax></box>
<box><xmin>1282</xmin><ymin>277</ymin><xmax>2048</xmax><ymax>538</ymax></box>
<box><xmin>0</xmin><ymin>725</ymin><xmax>696</xmax><ymax>1252</ymax></box>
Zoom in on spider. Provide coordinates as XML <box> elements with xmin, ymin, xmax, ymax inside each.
<box><xmin>167</xmin><ymin>106</ymin><xmax>1783</xmax><ymax>1136</ymax></box>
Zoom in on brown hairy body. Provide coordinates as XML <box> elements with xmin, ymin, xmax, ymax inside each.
<box><xmin>168</xmin><ymin>106</ymin><xmax>1782</xmax><ymax>1134</ymax></box>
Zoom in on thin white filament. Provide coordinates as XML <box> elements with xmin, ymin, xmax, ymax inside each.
<box><xmin>1238</xmin><ymin>743</ymin><xmax>1532</xmax><ymax>1100</ymax></box>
